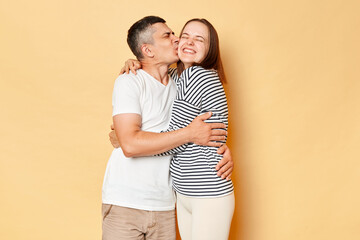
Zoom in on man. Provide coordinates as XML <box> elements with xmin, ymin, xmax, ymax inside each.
<box><xmin>102</xmin><ymin>16</ymin><xmax>233</xmax><ymax>240</ymax></box>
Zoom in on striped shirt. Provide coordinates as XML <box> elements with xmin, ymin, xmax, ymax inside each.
<box><xmin>160</xmin><ymin>66</ymin><xmax>234</xmax><ymax>198</ymax></box>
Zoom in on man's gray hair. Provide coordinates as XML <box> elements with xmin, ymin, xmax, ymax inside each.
<box><xmin>127</xmin><ymin>16</ymin><xmax>166</xmax><ymax>60</ymax></box>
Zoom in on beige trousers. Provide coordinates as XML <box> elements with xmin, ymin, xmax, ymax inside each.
<box><xmin>176</xmin><ymin>192</ymin><xmax>235</xmax><ymax>240</ymax></box>
<box><xmin>102</xmin><ymin>204</ymin><xmax>176</xmax><ymax>240</ymax></box>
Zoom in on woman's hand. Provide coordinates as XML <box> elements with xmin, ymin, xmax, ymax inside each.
<box><xmin>119</xmin><ymin>59</ymin><xmax>142</xmax><ymax>75</ymax></box>
<box><xmin>109</xmin><ymin>124</ymin><xmax>120</xmax><ymax>148</ymax></box>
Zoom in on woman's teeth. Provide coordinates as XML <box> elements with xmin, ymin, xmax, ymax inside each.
<box><xmin>183</xmin><ymin>48</ymin><xmax>195</xmax><ymax>53</ymax></box>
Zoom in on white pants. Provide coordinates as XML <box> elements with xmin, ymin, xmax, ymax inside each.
<box><xmin>176</xmin><ymin>192</ymin><xmax>235</xmax><ymax>240</ymax></box>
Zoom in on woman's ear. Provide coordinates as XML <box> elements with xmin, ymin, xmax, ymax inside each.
<box><xmin>141</xmin><ymin>44</ymin><xmax>154</xmax><ymax>58</ymax></box>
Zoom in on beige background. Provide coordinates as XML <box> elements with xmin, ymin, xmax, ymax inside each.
<box><xmin>1</xmin><ymin>0</ymin><xmax>359</xmax><ymax>239</ymax></box>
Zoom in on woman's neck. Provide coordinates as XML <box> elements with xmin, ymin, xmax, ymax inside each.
<box><xmin>183</xmin><ymin>63</ymin><xmax>192</xmax><ymax>69</ymax></box>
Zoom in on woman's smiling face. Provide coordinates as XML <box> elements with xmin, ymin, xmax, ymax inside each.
<box><xmin>178</xmin><ymin>21</ymin><xmax>210</xmax><ymax>69</ymax></box>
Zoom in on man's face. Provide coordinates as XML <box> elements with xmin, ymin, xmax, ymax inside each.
<box><xmin>148</xmin><ymin>23</ymin><xmax>179</xmax><ymax>65</ymax></box>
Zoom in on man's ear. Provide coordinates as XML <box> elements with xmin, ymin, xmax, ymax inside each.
<box><xmin>141</xmin><ymin>44</ymin><xmax>154</xmax><ymax>58</ymax></box>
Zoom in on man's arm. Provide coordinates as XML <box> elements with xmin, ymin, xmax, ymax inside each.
<box><xmin>113</xmin><ymin>112</ymin><xmax>226</xmax><ymax>158</ymax></box>
<box><xmin>109</xmin><ymin>116</ymin><xmax>234</xmax><ymax>179</ymax></box>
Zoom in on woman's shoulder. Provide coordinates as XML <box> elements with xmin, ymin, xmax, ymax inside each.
<box><xmin>183</xmin><ymin>66</ymin><xmax>218</xmax><ymax>78</ymax></box>
<box><xmin>168</xmin><ymin>67</ymin><xmax>178</xmax><ymax>75</ymax></box>
<box><xmin>181</xmin><ymin>66</ymin><xmax>220</xmax><ymax>87</ymax></box>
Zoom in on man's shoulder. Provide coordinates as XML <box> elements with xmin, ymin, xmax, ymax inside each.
<box><xmin>116</xmin><ymin>70</ymin><xmax>142</xmax><ymax>82</ymax></box>
<box><xmin>114</xmin><ymin>70</ymin><xmax>146</xmax><ymax>88</ymax></box>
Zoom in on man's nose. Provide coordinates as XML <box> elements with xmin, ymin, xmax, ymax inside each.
<box><xmin>173</xmin><ymin>35</ymin><xmax>179</xmax><ymax>44</ymax></box>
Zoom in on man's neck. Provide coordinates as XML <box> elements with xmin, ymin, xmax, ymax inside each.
<box><xmin>141</xmin><ymin>61</ymin><xmax>170</xmax><ymax>86</ymax></box>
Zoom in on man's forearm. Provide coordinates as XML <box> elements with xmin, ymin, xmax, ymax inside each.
<box><xmin>113</xmin><ymin>112</ymin><xmax>226</xmax><ymax>158</ymax></box>
<box><xmin>120</xmin><ymin>128</ymin><xmax>190</xmax><ymax>157</ymax></box>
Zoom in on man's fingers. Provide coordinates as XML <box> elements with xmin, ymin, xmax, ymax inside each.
<box><xmin>206</xmin><ymin>141</ymin><xmax>223</xmax><ymax>147</ymax></box>
<box><xmin>211</xmin><ymin>129</ymin><xmax>227</xmax><ymax>136</ymax></box>
<box><xmin>209</xmin><ymin>136</ymin><xmax>226</xmax><ymax>141</ymax></box>
<box><xmin>209</xmin><ymin>122</ymin><xmax>226</xmax><ymax>129</ymax></box>
<box><xmin>197</xmin><ymin>112</ymin><xmax>212</xmax><ymax>121</ymax></box>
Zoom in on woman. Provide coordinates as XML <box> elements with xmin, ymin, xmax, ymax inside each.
<box><xmin>122</xmin><ymin>19</ymin><xmax>234</xmax><ymax>240</ymax></box>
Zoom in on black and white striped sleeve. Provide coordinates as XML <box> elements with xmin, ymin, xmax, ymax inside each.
<box><xmin>157</xmin><ymin>66</ymin><xmax>228</xmax><ymax>156</ymax></box>
<box><xmin>180</xmin><ymin>66</ymin><xmax>228</xmax><ymax>129</ymax></box>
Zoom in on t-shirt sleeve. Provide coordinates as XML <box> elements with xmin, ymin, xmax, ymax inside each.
<box><xmin>157</xmin><ymin>67</ymin><xmax>229</xmax><ymax>155</ymax></box>
<box><xmin>155</xmin><ymin>144</ymin><xmax>187</xmax><ymax>156</ymax></box>
<box><xmin>179</xmin><ymin>66</ymin><xmax>219</xmax><ymax>104</ymax></box>
<box><xmin>112</xmin><ymin>75</ymin><xmax>141</xmax><ymax>116</ymax></box>
<box><xmin>171</xmin><ymin>66</ymin><xmax>228</xmax><ymax>139</ymax></box>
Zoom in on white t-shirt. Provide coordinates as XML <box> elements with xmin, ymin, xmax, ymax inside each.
<box><xmin>102</xmin><ymin>69</ymin><xmax>177</xmax><ymax>211</ymax></box>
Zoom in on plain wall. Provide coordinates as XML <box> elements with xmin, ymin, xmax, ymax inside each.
<box><xmin>1</xmin><ymin>0</ymin><xmax>359</xmax><ymax>239</ymax></box>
